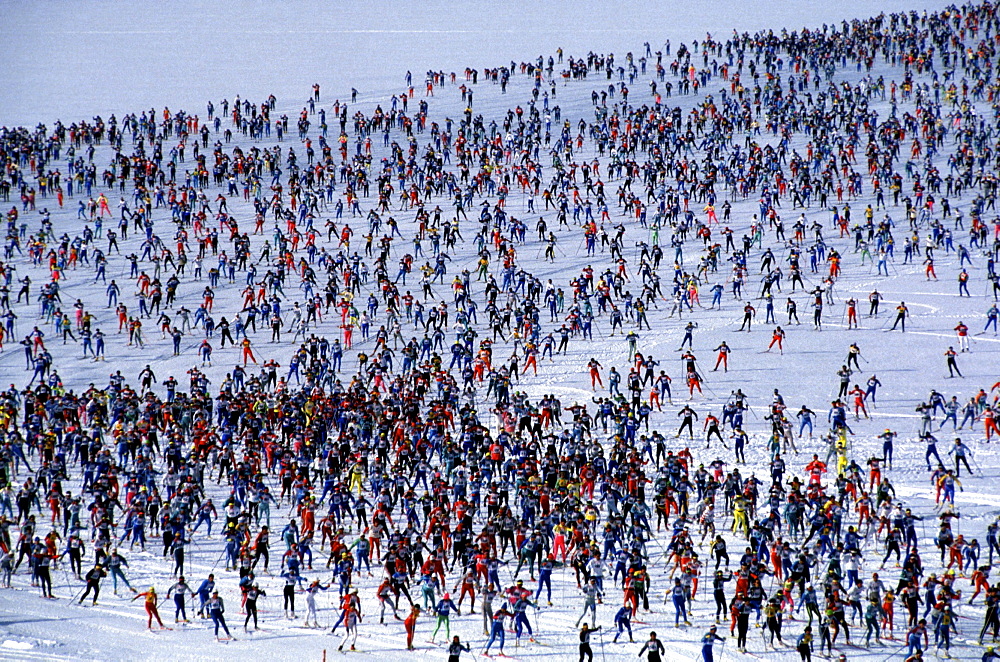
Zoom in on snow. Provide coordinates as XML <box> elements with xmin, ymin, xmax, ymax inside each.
<box><xmin>0</xmin><ymin>0</ymin><xmax>947</xmax><ymax>126</ymax></box>
<box><xmin>1</xmin><ymin>640</ymin><xmax>33</xmax><ymax>650</ymax></box>
<box><xmin>0</xmin><ymin>1</ymin><xmax>998</xmax><ymax>661</ymax></box>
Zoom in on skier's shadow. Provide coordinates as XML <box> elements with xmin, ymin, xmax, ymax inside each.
<box><xmin>0</xmin><ymin>616</ymin><xmax>62</xmax><ymax>626</ymax></box>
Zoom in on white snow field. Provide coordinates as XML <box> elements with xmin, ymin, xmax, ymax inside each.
<box><xmin>1</xmin><ymin>1</ymin><xmax>999</xmax><ymax>661</ymax></box>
